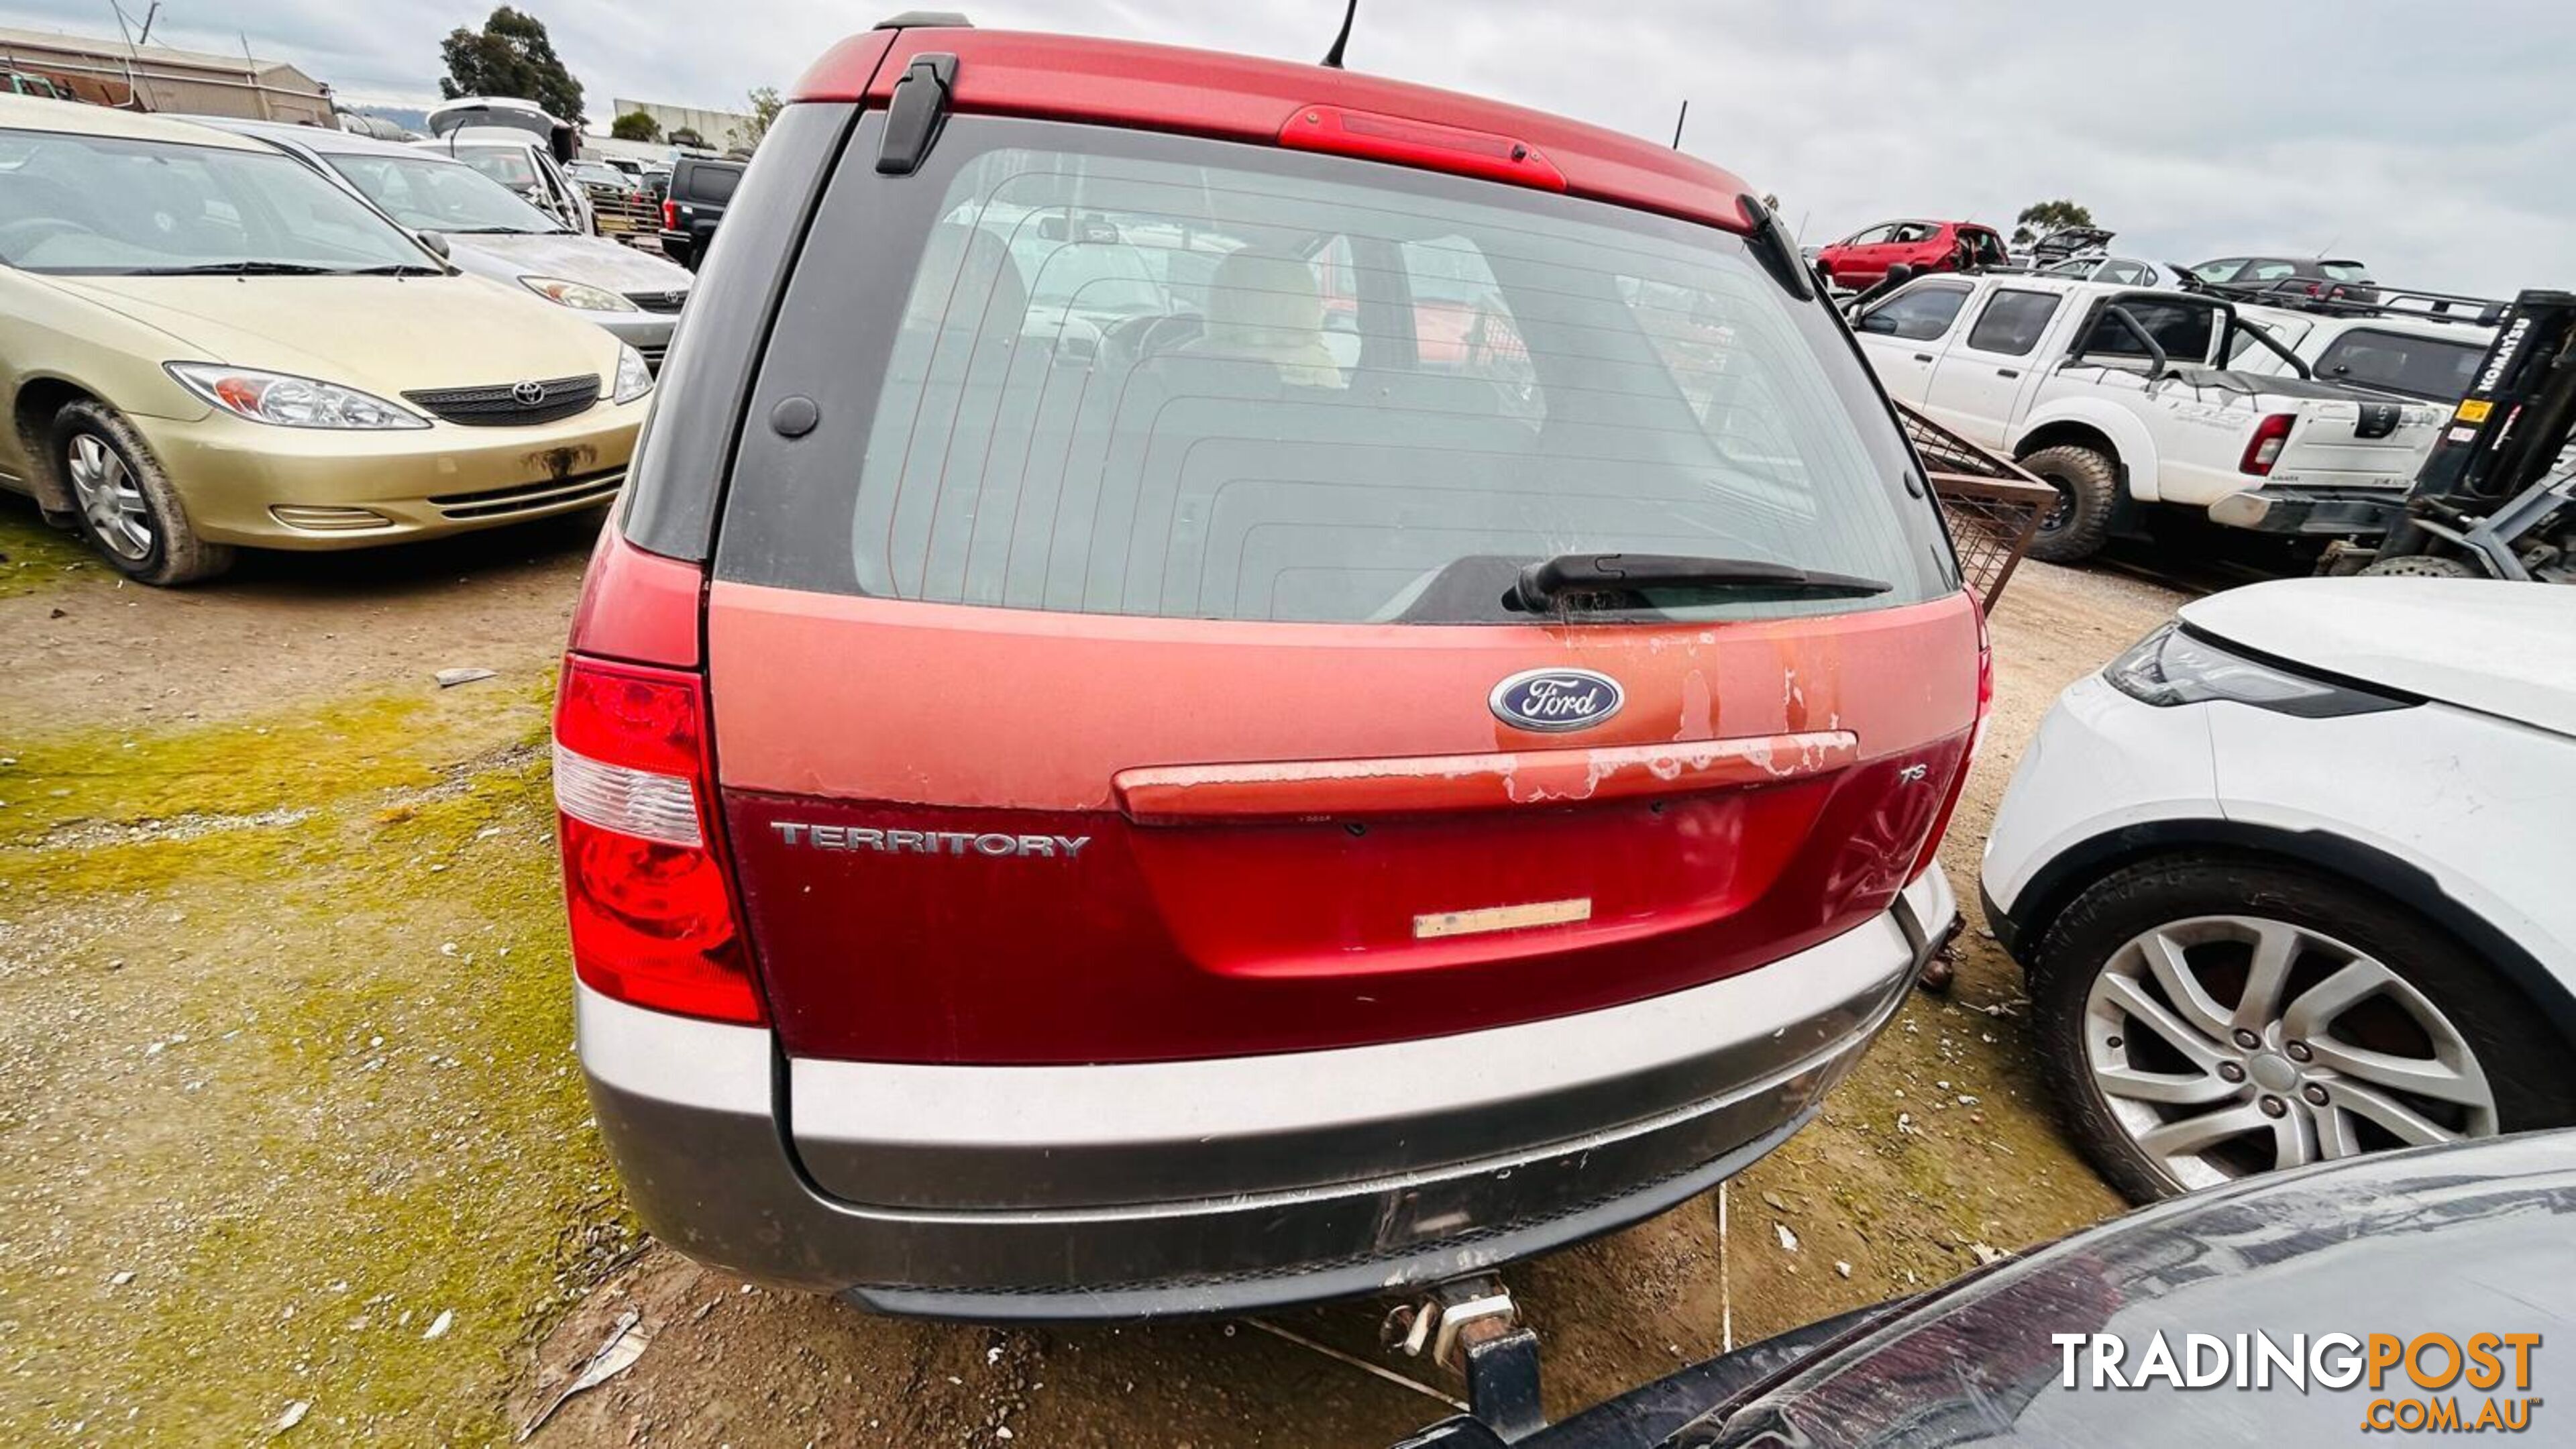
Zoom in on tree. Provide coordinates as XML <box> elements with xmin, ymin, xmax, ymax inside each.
<box><xmin>2010</xmin><ymin>199</ymin><xmax>2096</xmax><ymax>249</ymax></box>
<box><xmin>439</xmin><ymin>7</ymin><xmax>586</xmax><ymax>125</ymax></box>
<box><xmin>736</xmin><ymin>85</ymin><xmax>783</xmax><ymax>150</ymax></box>
<box><xmin>610</xmin><ymin>109</ymin><xmax>661</xmax><ymax>143</ymax></box>
<box><xmin>667</xmin><ymin>126</ymin><xmax>706</xmax><ymax>150</ymax></box>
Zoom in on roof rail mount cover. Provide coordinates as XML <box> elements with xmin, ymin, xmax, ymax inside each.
<box><xmin>877</xmin><ymin>52</ymin><xmax>959</xmax><ymax>176</ymax></box>
<box><xmin>873</xmin><ymin>9</ymin><xmax>971</xmax><ymax>28</ymax></box>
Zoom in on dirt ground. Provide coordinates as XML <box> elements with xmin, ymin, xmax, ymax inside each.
<box><xmin>0</xmin><ymin>494</ymin><xmax>2188</xmax><ymax>1448</ymax></box>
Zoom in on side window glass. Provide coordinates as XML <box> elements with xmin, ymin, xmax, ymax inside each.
<box><xmin>1964</xmin><ymin>290</ymin><xmax>2061</xmax><ymax>357</ymax></box>
<box><xmin>1855</xmin><ymin>284</ymin><xmax>1970</xmax><ymax>341</ymax></box>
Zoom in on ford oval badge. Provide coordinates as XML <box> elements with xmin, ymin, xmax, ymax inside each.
<box><xmin>1490</xmin><ymin>667</ymin><xmax>1623</xmax><ymax>733</ymax></box>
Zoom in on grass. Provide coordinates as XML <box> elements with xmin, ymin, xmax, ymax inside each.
<box><xmin>0</xmin><ymin>502</ymin><xmax>95</xmax><ymax>599</ymax></box>
<box><xmin>0</xmin><ymin>676</ymin><xmax>632</xmax><ymax>1444</ymax></box>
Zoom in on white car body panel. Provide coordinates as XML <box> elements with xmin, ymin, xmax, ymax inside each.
<box><xmin>2201</xmin><ymin>699</ymin><xmax>2575</xmax><ymax>986</ymax></box>
<box><xmin>2184</xmin><ymin>578</ymin><xmax>2576</xmax><ymax>737</ymax></box>
<box><xmin>1978</xmin><ymin>672</ymin><xmax>2220</xmax><ymax>909</ymax></box>
<box><xmin>2227</xmin><ymin>304</ymin><xmax>2498</xmax><ymax>407</ymax></box>
<box><xmin>1983</xmin><ymin>577</ymin><xmax>2576</xmax><ymax>1015</ymax></box>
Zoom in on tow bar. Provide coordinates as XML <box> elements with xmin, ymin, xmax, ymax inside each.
<box><xmin>1383</xmin><ymin>1275</ymin><xmax>1546</xmax><ymax>1442</ymax></box>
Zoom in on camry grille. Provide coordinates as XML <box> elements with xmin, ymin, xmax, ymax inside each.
<box><xmin>402</xmin><ymin>374</ymin><xmax>600</xmax><ymax>427</ymax></box>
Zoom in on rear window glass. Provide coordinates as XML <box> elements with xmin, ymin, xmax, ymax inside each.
<box><xmin>716</xmin><ymin>115</ymin><xmax>1951</xmax><ymax>625</ymax></box>
<box><xmin>2078</xmin><ymin>298</ymin><xmax>2217</xmax><ymax>364</ymax></box>
<box><xmin>2320</xmin><ymin>260</ymin><xmax>2373</xmax><ymax>282</ymax></box>
<box><xmin>682</xmin><ymin>164</ymin><xmax>739</xmax><ymax>203</ymax></box>
<box><xmin>453</xmin><ymin>145</ymin><xmax>537</xmax><ymax>190</ymax></box>
<box><xmin>2314</xmin><ymin>329</ymin><xmax>2485</xmax><ymax>401</ymax></box>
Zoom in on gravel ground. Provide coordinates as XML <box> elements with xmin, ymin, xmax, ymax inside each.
<box><xmin>0</xmin><ymin>494</ymin><xmax>2188</xmax><ymax>1448</ymax></box>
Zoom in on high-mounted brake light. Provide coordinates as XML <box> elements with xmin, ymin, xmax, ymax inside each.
<box><xmin>1279</xmin><ymin>105</ymin><xmax>1566</xmax><ymax>193</ymax></box>
<box><xmin>2241</xmin><ymin>413</ymin><xmax>2296</xmax><ymax>476</ymax></box>
<box><xmin>553</xmin><ymin>655</ymin><xmax>763</xmax><ymax>1025</ymax></box>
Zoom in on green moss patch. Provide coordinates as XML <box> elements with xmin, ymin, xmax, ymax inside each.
<box><xmin>0</xmin><ymin>685</ymin><xmax>626</xmax><ymax>1444</ymax></box>
<box><xmin>0</xmin><ymin>501</ymin><xmax>96</xmax><ymax>599</ymax></box>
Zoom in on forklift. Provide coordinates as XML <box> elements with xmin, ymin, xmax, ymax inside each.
<box><xmin>2325</xmin><ymin>288</ymin><xmax>2576</xmax><ymax>582</ymax></box>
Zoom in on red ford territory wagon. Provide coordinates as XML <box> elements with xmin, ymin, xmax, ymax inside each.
<box><xmin>555</xmin><ymin>15</ymin><xmax>1986</xmax><ymax>1318</ymax></box>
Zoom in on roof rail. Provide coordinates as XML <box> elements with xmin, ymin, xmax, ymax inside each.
<box><xmin>2198</xmin><ymin>277</ymin><xmax>2510</xmax><ymax>327</ymax></box>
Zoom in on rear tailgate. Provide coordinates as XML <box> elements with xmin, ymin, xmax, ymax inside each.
<box><xmin>710</xmin><ymin>590</ymin><xmax>1976</xmax><ymax>1066</ymax></box>
<box><xmin>698</xmin><ymin>104</ymin><xmax>1978</xmax><ymax>1077</ymax></box>
<box><xmin>2263</xmin><ymin>386</ymin><xmax>2447</xmax><ymax>488</ymax></box>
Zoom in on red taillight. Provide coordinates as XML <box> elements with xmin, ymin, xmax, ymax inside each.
<box><xmin>553</xmin><ymin>655</ymin><xmax>763</xmax><ymax>1024</ymax></box>
<box><xmin>661</xmin><ymin>199</ymin><xmax>678</xmax><ymax>229</ymax></box>
<box><xmin>1906</xmin><ymin>605</ymin><xmax>1991</xmax><ymax>883</ymax></box>
<box><xmin>2240</xmin><ymin>413</ymin><xmax>2296</xmax><ymax>476</ymax></box>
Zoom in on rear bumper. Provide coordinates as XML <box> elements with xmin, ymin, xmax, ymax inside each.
<box><xmin>2206</xmin><ymin>488</ymin><xmax>2407</xmax><ymax>536</ymax></box>
<box><xmin>578</xmin><ymin>867</ymin><xmax>1953</xmax><ymax>1319</ymax></box>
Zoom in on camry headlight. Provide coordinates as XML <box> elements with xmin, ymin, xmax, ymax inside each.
<box><xmin>2103</xmin><ymin>623</ymin><xmax>2412</xmax><ymax>719</ymax></box>
<box><xmin>611</xmin><ymin>343</ymin><xmax>653</xmax><ymax>405</ymax></box>
<box><xmin>166</xmin><ymin>364</ymin><xmax>428</xmax><ymax>430</ymax></box>
<box><xmin>521</xmin><ymin>276</ymin><xmax>639</xmax><ymax>312</ymax></box>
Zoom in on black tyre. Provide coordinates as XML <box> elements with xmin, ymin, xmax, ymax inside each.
<box><xmin>2017</xmin><ymin>444</ymin><xmax>2121</xmax><ymax>564</ymax></box>
<box><xmin>2361</xmin><ymin>553</ymin><xmax>2481</xmax><ymax>578</ymax></box>
<box><xmin>2029</xmin><ymin>855</ymin><xmax>2573</xmax><ymax>1206</ymax></box>
<box><xmin>48</xmin><ymin>400</ymin><xmax>233</xmax><ymax>586</ymax></box>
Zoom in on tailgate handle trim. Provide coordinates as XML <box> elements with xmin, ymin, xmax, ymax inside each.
<box><xmin>1113</xmin><ymin>731</ymin><xmax>1858</xmax><ymax>824</ymax></box>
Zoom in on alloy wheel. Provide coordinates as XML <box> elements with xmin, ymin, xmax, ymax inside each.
<box><xmin>2081</xmin><ymin>914</ymin><xmax>2498</xmax><ymax>1191</ymax></box>
<box><xmin>66</xmin><ymin>433</ymin><xmax>155</xmax><ymax>561</ymax></box>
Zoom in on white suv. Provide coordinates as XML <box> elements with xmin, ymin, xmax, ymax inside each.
<box><xmin>1981</xmin><ymin>577</ymin><xmax>2576</xmax><ymax>1202</ymax></box>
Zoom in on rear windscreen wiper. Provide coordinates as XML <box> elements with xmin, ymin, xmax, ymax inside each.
<box><xmin>1512</xmin><ymin>552</ymin><xmax>1890</xmax><ymax>612</ymax></box>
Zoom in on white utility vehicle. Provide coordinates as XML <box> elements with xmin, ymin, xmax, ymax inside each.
<box><xmin>1851</xmin><ymin>274</ymin><xmax>2447</xmax><ymax>561</ymax></box>
<box><xmin>2224</xmin><ymin>301</ymin><xmax>2496</xmax><ymax>405</ymax></box>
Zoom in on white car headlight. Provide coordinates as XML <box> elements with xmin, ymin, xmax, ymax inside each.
<box><xmin>2102</xmin><ymin>623</ymin><xmax>2412</xmax><ymax>718</ymax></box>
<box><xmin>165</xmin><ymin>364</ymin><xmax>428</xmax><ymax>430</ymax></box>
<box><xmin>522</xmin><ymin>276</ymin><xmax>639</xmax><ymax>313</ymax></box>
<box><xmin>612</xmin><ymin>343</ymin><xmax>653</xmax><ymax>405</ymax></box>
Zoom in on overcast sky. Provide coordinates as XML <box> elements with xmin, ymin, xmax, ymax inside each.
<box><xmin>11</xmin><ymin>1</ymin><xmax>2569</xmax><ymax>294</ymax></box>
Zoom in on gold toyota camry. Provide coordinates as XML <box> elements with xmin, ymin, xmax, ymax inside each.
<box><xmin>0</xmin><ymin>96</ymin><xmax>651</xmax><ymax>584</ymax></box>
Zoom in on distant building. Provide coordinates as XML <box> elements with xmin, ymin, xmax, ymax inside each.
<box><xmin>609</xmin><ymin>97</ymin><xmax>759</xmax><ymax>154</ymax></box>
<box><xmin>0</xmin><ymin>24</ymin><xmax>331</xmax><ymax>124</ymax></box>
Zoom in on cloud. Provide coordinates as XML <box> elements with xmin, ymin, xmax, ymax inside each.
<box><xmin>7</xmin><ymin>0</ymin><xmax>2567</xmax><ymax>292</ymax></box>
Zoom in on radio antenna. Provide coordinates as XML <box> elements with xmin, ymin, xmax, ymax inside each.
<box><xmin>1671</xmin><ymin>99</ymin><xmax>1689</xmax><ymax>150</ymax></box>
<box><xmin>1322</xmin><ymin>0</ymin><xmax>1358</xmax><ymax>68</ymax></box>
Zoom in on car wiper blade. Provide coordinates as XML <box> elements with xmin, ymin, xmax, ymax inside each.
<box><xmin>1511</xmin><ymin>552</ymin><xmax>1890</xmax><ymax>612</ymax></box>
<box><xmin>337</xmin><ymin>264</ymin><xmax>447</xmax><ymax>276</ymax></box>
